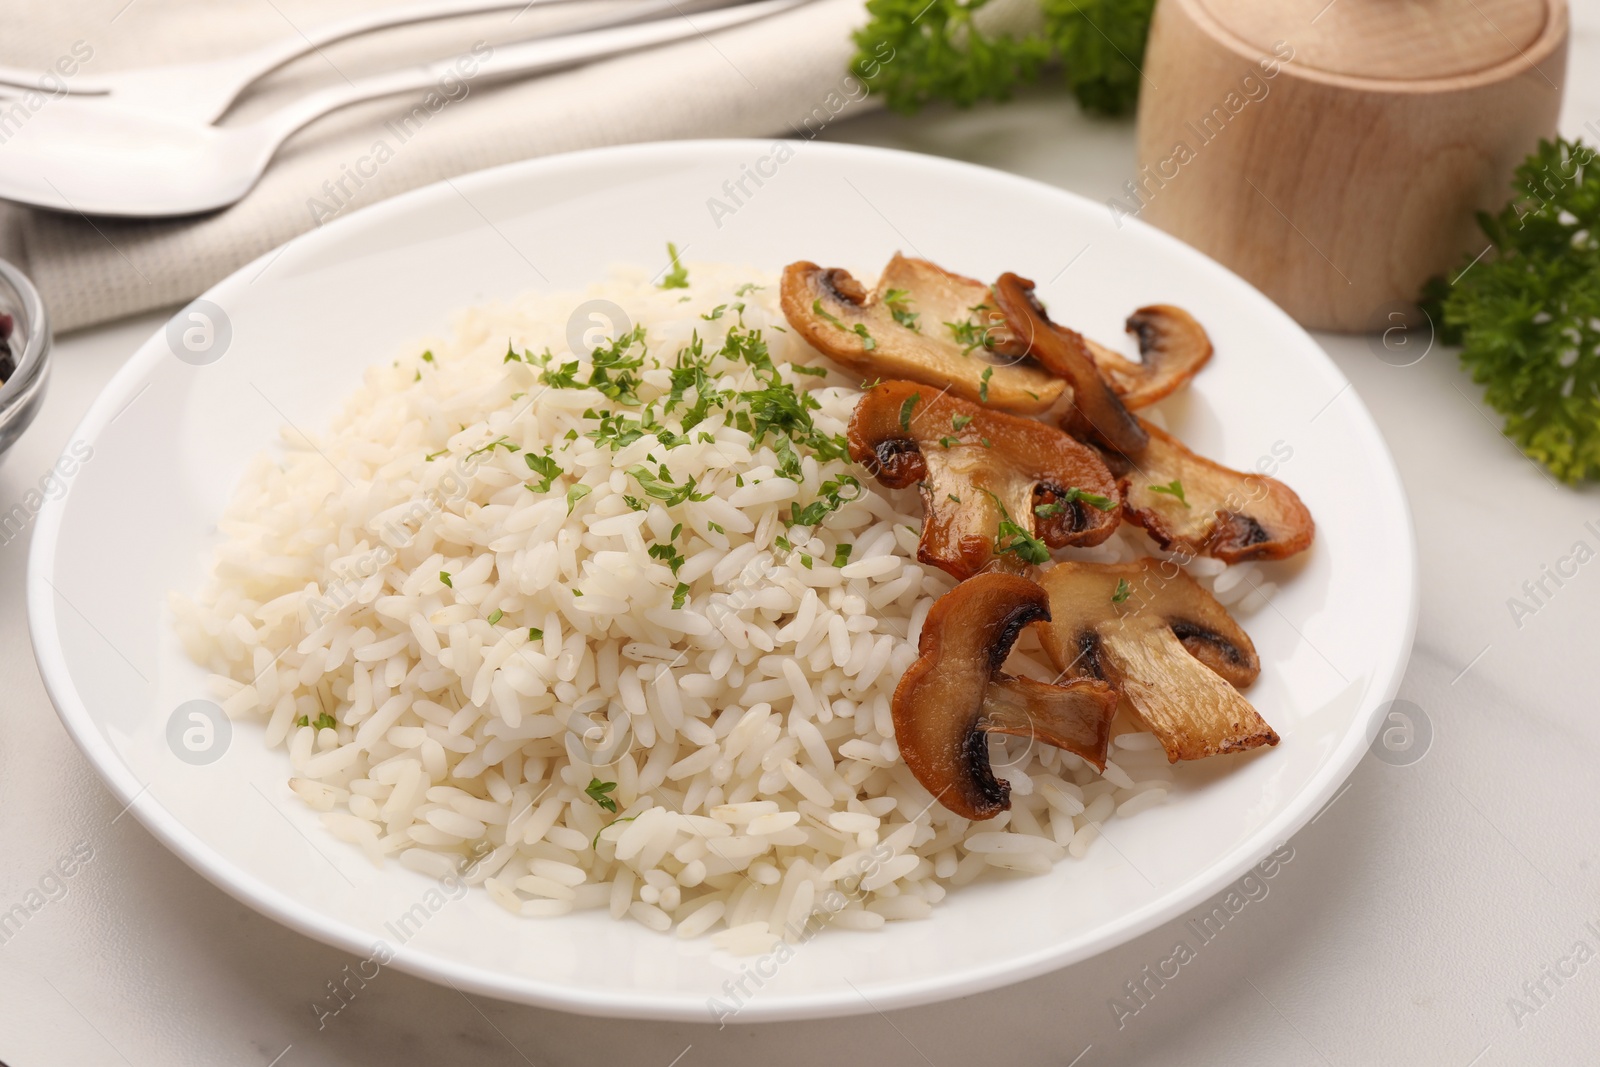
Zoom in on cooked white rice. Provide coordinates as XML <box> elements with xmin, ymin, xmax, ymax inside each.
<box><xmin>173</xmin><ymin>262</ymin><xmax>1247</xmax><ymax>944</ymax></box>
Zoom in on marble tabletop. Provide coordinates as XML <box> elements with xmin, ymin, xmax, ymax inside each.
<box><xmin>4</xmin><ymin>11</ymin><xmax>1599</xmax><ymax>1065</ymax></box>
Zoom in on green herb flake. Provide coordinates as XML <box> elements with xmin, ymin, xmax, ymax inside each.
<box><xmin>939</xmin><ymin>435</ymin><xmax>959</xmax><ymax>448</ymax></box>
<box><xmin>984</xmin><ymin>490</ymin><xmax>1051</xmax><ymax>565</ymax></box>
<box><xmin>672</xmin><ymin>581</ymin><xmax>691</xmax><ymax>609</ymax></box>
<box><xmin>585</xmin><ymin>778</ymin><xmax>620</xmax><ymax>813</ymax></box>
<box><xmin>801</xmin><ymin>554</ymin><xmax>813</xmax><ymax>569</ymax></box>
<box><xmin>1149</xmin><ymin>479</ymin><xmax>1190</xmax><ymax>507</ymax></box>
<box><xmin>1112</xmin><ymin>577</ymin><xmax>1132</xmax><ymax>604</ymax></box>
<box><xmin>566</xmin><ymin>483</ymin><xmax>593</xmax><ymax>514</ymax></box>
<box><xmin>421</xmin><ymin>350</ymin><xmax>434</xmax><ymax>363</ymax></box>
<box><xmin>295</xmin><ymin>715</ymin><xmax>310</xmax><ymax>728</ymax></box>
<box><xmin>883</xmin><ymin>287</ymin><xmax>920</xmax><ymax>331</ymax></box>
<box><xmin>658</xmin><ymin>242</ymin><xmax>690</xmax><ymax>290</ymax></box>
<box><xmin>952</xmin><ymin>414</ymin><xmax>974</xmax><ymax>431</ymax></box>
<box><xmin>487</xmin><ymin>609</ymin><xmax>503</xmax><ymax>625</ymax></box>
<box><xmin>439</xmin><ymin>571</ymin><xmax>453</xmax><ymax>588</ymax></box>
<box><xmin>979</xmin><ymin>366</ymin><xmax>993</xmax><ymax>402</ymax></box>
<box><xmin>899</xmin><ymin>391</ymin><xmax>921</xmax><ymax>430</ymax></box>
<box><xmin>833</xmin><ymin>544</ymin><xmax>853</xmax><ymax>568</ymax></box>
<box><xmin>528</xmin><ymin>627</ymin><xmax>544</xmax><ymax>642</ymax></box>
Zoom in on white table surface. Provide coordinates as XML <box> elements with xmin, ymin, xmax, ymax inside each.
<box><xmin>5</xmin><ymin>14</ymin><xmax>1600</xmax><ymax>1065</ymax></box>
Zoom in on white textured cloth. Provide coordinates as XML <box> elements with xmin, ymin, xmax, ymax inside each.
<box><xmin>0</xmin><ymin>0</ymin><xmax>873</xmax><ymax>332</ymax></box>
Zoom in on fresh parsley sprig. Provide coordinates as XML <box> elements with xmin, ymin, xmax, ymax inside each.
<box><xmin>1425</xmin><ymin>137</ymin><xmax>1600</xmax><ymax>483</ymax></box>
<box><xmin>851</xmin><ymin>0</ymin><xmax>1155</xmax><ymax>117</ymax></box>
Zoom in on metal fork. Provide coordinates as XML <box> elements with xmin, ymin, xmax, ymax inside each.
<box><xmin>0</xmin><ymin>0</ymin><xmax>672</xmax><ymax>124</ymax></box>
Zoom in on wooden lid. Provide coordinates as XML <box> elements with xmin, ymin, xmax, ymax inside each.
<box><xmin>1196</xmin><ymin>0</ymin><xmax>1551</xmax><ymax>80</ymax></box>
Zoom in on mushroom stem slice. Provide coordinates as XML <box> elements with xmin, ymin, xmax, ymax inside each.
<box><xmin>991</xmin><ymin>273</ymin><xmax>1150</xmax><ymax>455</ymax></box>
<box><xmin>780</xmin><ymin>257</ymin><xmax>1065</xmax><ymax>415</ymax></box>
<box><xmin>847</xmin><ymin>380</ymin><xmax>1121</xmax><ymax>581</ymax></box>
<box><xmin>1116</xmin><ymin>419</ymin><xmax>1315</xmax><ymax>563</ymax></box>
<box><xmin>892</xmin><ymin>573</ymin><xmax>1119</xmax><ymax>820</ymax></box>
<box><xmin>1088</xmin><ymin>305</ymin><xmax>1215</xmax><ymax>409</ymax></box>
<box><xmin>980</xmin><ymin>676</ymin><xmax>1119</xmax><ymax>772</ymax></box>
<box><xmin>1034</xmin><ymin>560</ymin><xmax>1276</xmax><ymax>763</ymax></box>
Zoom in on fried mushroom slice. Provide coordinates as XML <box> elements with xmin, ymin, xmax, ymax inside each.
<box><xmin>893</xmin><ymin>573</ymin><xmax>1120</xmax><ymax>820</ymax></box>
<box><xmin>1085</xmin><ymin>306</ymin><xmax>1214</xmax><ymax>409</ymax></box>
<box><xmin>847</xmin><ymin>380</ymin><xmax>1120</xmax><ymax>581</ymax></box>
<box><xmin>781</xmin><ymin>258</ymin><xmax>1065</xmax><ymax>416</ymax></box>
<box><xmin>991</xmin><ymin>273</ymin><xmax>1150</xmax><ymax>454</ymax></box>
<box><xmin>1111</xmin><ymin>420</ymin><xmax>1315</xmax><ymax>563</ymax></box>
<box><xmin>1034</xmin><ymin>559</ymin><xmax>1277</xmax><ymax>763</ymax></box>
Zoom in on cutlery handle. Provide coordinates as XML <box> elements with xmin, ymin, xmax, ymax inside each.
<box><xmin>225</xmin><ymin>0</ymin><xmax>584</xmax><ymax>95</ymax></box>
<box><xmin>259</xmin><ymin>0</ymin><xmax>802</xmax><ymax>145</ymax></box>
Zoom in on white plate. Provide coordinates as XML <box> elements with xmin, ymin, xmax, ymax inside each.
<box><xmin>28</xmin><ymin>140</ymin><xmax>1416</xmax><ymax>1022</ymax></box>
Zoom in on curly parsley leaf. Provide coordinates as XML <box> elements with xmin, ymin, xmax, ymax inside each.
<box><xmin>1425</xmin><ymin>137</ymin><xmax>1600</xmax><ymax>483</ymax></box>
<box><xmin>851</xmin><ymin>0</ymin><xmax>1154</xmax><ymax>117</ymax></box>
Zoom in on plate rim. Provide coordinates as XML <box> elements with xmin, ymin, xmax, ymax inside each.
<box><xmin>27</xmin><ymin>137</ymin><xmax>1419</xmax><ymax>1022</ymax></box>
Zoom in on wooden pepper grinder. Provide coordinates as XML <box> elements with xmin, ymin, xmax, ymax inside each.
<box><xmin>1132</xmin><ymin>0</ymin><xmax>1568</xmax><ymax>332</ymax></box>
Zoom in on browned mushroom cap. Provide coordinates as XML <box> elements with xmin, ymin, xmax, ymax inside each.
<box><xmin>1110</xmin><ymin>419</ymin><xmax>1315</xmax><ymax>563</ymax></box>
<box><xmin>1085</xmin><ymin>306</ymin><xmax>1214</xmax><ymax>409</ymax></box>
<box><xmin>847</xmin><ymin>380</ymin><xmax>1121</xmax><ymax>581</ymax></box>
<box><xmin>991</xmin><ymin>273</ymin><xmax>1149</xmax><ymax>455</ymax></box>
<box><xmin>893</xmin><ymin>573</ymin><xmax>1120</xmax><ymax>820</ymax></box>
<box><xmin>781</xmin><ymin>257</ymin><xmax>1066</xmax><ymax>415</ymax></box>
<box><xmin>1033</xmin><ymin>559</ymin><xmax>1276</xmax><ymax>763</ymax></box>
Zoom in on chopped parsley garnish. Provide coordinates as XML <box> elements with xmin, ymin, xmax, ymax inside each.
<box><xmin>466</xmin><ymin>435</ymin><xmax>519</xmax><ymax>460</ymax></box>
<box><xmin>528</xmin><ymin>627</ymin><xmax>544</xmax><ymax>641</ymax></box>
<box><xmin>424</xmin><ymin>448</ymin><xmax>450</xmax><ymax>462</ymax></box>
<box><xmin>1036</xmin><ymin>487</ymin><xmax>1117</xmax><ymax>516</ymax></box>
<box><xmin>439</xmin><ymin>571</ymin><xmax>453</xmax><ymax>588</ymax></box>
<box><xmin>539</xmin><ymin>359</ymin><xmax>584</xmax><ymax>389</ymax></box>
<box><xmin>853</xmin><ymin>323</ymin><xmax>877</xmax><ymax>350</ymax></box>
<box><xmin>648</xmin><ymin>543</ymin><xmax>686</xmax><ymax>575</ymax></box>
<box><xmin>883</xmin><ymin>288</ymin><xmax>920</xmax><ymax>331</ymax></box>
<box><xmin>833</xmin><ymin>544</ymin><xmax>853</xmax><ymax>567</ymax></box>
<box><xmin>1112</xmin><ymin>578</ymin><xmax>1132</xmax><ymax>603</ymax></box>
<box><xmin>948</xmin><ymin>493</ymin><xmax>961</xmax><ymax>503</ymax></box>
<box><xmin>315</xmin><ymin>712</ymin><xmax>336</xmax><ymax>730</ymax></box>
<box><xmin>628</xmin><ymin>465</ymin><xmax>710</xmax><ymax>507</ymax></box>
<box><xmin>790</xmin><ymin>364</ymin><xmax>828</xmax><ymax>378</ymax></box>
<box><xmin>952</xmin><ymin>414</ymin><xmax>973</xmax><ymax>431</ymax></box>
<box><xmin>421</xmin><ymin>350</ymin><xmax>434</xmax><ymax>363</ymax></box>
<box><xmin>985</xmin><ymin>490</ymin><xmax>1051</xmax><ymax>565</ymax></box>
<box><xmin>524</xmin><ymin>449</ymin><xmax>562</xmax><ymax>492</ymax></box>
<box><xmin>658</xmin><ymin>243</ymin><xmax>690</xmax><ymax>289</ymax></box>
<box><xmin>899</xmin><ymin>391</ymin><xmax>920</xmax><ymax>430</ymax></box>
<box><xmin>979</xmin><ymin>366</ymin><xmax>993</xmax><ymax>402</ymax></box>
<box><xmin>701</xmin><ymin>304</ymin><xmax>728</xmax><ymax>321</ymax></box>
<box><xmin>672</xmin><ymin>581</ymin><xmax>690</xmax><ymax>609</ymax></box>
<box><xmin>939</xmin><ymin>436</ymin><xmax>959</xmax><ymax>448</ymax></box>
<box><xmin>295</xmin><ymin>715</ymin><xmax>309</xmax><ymax>728</ymax></box>
<box><xmin>801</xmin><ymin>554</ymin><xmax>814</xmax><ymax>569</ymax></box>
<box><xmin>566</xmin><ymin>483</ymin><xmax>592</xmax><ymax>514</ymax></box>
<box><xmin>1148</xmin><ymin>479</ymin><xmax>1190</xmax><ymax>507</ymax></box>
<box><xmin>790</xmin><ymin>474</ymin><xmax>861</xmax><ymax>527</ymax></box>
<box><xmin>585</xmin><ymin>779</ymin><xmax>620</xmax><ymax>813</ymax></box>
<box><xmin>735</xmin><ymin>283</ymin><xmax>763</xmax><ymax>296</ymax></box>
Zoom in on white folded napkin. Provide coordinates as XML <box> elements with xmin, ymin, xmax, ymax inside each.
<box><xmin>0</xmin><ymin>0</ymin><xmax>874</xmax><ymax>332</ymax></box>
